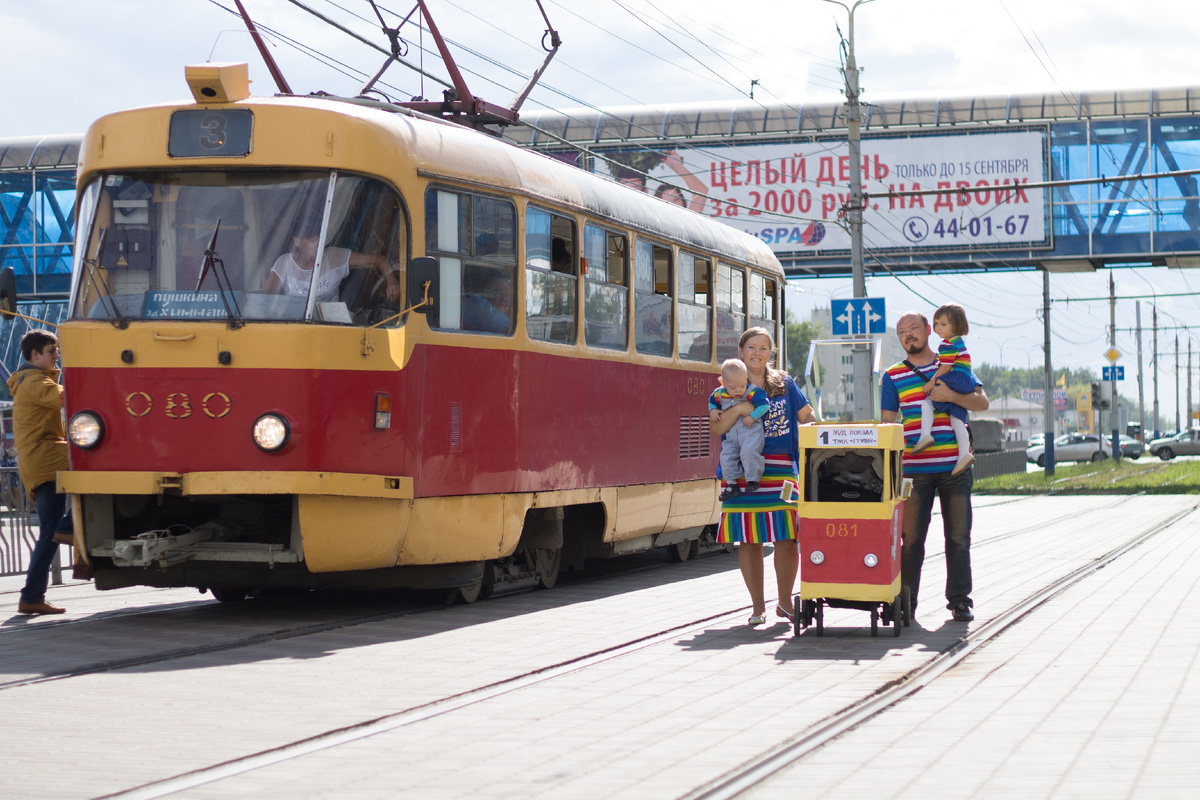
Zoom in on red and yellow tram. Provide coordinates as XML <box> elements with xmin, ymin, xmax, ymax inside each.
<box><xmin>57</xmin><ymin>62</ymin><xmax>786</xmax><ymax>601</ymax></box>
<box><xmin>792</xmin><ymin>422</ymin><xmax>911</xmax><ymax>636</ymax></box>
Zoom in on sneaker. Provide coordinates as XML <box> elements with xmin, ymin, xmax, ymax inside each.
<box><xmin>745</xmin><ymin>481</ymin><xmax>760</xmax><ymax>492</ymax></box>
<box><xmin>951</xmin><ymin>602</ymin><xmax>974</xmax><ymax>622</ymax></box>
<box><xmin>719</xmin><ymin>485</ymin><xmax>742</xmax><ymax>502</ymax></box>
<box><xmin>911</xmin><ymin>434</ymin><xmax>935</xmax><ymax>454</ymax></box>
<box><xmin>951</xmin><ymin>452</ymin><xmax>976</xmax><ymax>476</ymax></box>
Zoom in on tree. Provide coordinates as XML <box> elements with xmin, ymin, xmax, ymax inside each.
<box><xmin>784</xmin><ymin>311</ymin><xmax>825</xmax><ymax>383</ymax></box>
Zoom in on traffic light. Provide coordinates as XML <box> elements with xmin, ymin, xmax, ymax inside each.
<box><xmin>1092</xmin><ymin>381</ymin><xmax>1111</xmax><ymax>410</ymax></box>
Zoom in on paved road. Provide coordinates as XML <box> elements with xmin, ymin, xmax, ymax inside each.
<box><xmin>2</xmin><ymin>495</ymin><xmax>1196</xmax><ymax>799</ymax></box>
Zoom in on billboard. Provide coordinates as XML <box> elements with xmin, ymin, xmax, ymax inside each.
<box><xmin>592</xmin><ymin>129</ymin><xmax>1048</xmax><ymax>258</ymax></box>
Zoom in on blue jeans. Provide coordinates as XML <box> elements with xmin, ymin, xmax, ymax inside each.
<box><xmin>20</xmin><ymin>482</ymin><xmax>71</xmax><ymax>604</ymax></box>
<box><xmin>902</xmin><ymin>469</ymin><xmax>973</xmax><ymax>610</ymax></box>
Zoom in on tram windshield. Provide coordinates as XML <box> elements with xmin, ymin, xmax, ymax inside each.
<box><xmin>70</xmin><ymin>170</ymin><xmax>408</xmax><ymax>325</ymax></box>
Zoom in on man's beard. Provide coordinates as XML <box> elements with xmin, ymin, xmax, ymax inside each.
<box><xmin>904</xmin><ymin>341</ymin><xmax>923</xmax><ymax>354</ymax></box>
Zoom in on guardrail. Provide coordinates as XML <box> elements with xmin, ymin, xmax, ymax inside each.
<box><xmin>972</xmin><ymin>448</ymin><xmax>1028</xmax><ymax>480</ymax></box>
<box><xmin>0</xmin><ymin>467</ymin><xmax>72</xmax><ymax>583</ymax></box>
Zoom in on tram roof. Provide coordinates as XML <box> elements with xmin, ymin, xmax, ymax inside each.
<box><xmin>504</xmin><ymin>86</ymin><xmax>1200</xmax><ymax>146</ymax></box>
<box><xmin>0</xmin><ymin>135</ymin><xmax>82</xmax><ymax>170</ymax></box>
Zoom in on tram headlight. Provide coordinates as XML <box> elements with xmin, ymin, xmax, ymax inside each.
<box><xmin>864</xmin><ymin>553</ymin><xmax>879</xmax><ymax>568</ymax></box>
<box><xmin>809</xmin><ymin>550</ymin><xmax>825</xmax><ymax>565</ymax></box>
<box><xmin>68</xmin><ymin>411</ymin><xmax>104</xmax><ymax>449</ymax></box>
<box><xmin>252</xmin><ymin>414</ymin><xmax>290</xmax><ymax>452</ymax></box>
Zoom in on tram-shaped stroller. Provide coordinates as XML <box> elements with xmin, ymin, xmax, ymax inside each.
<box><xmin>792</xmin><ymin>422</ymin><xmax>911</xmax><ymax>637</ymax></box>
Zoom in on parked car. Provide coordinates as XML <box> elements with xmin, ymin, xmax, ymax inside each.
<box><xmin>1106</xmin><ymin>434</ymin><xmax>1144</xmax><ymax>459</ymax></box>
<box><xmin>1026</xmin><ymin>432</ymin><xmax>1108</xmax><ymax>468</ymax></box>
<box><xmin>1027</xmin><ymin>433</ymin><xmax>1045</xmax><ymax>449</ymax></box>
<box><xmin>1149</xmin><ymin>428</ymin><xmax>1200</xmax><ymax>460</ymax></box>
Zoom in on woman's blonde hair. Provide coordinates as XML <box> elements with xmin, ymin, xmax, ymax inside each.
<box><xmin>739</xmin><ymin>326</ymin><xmax>787</xmax><ymax>397</ymax></box>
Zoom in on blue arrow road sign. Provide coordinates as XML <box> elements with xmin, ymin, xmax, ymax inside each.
<box><xmin>1102</xmin><ymin>365</ymin><xmax>1125</xmax><ymax>380</ymax></box>
<box><xmin>831</xmin><ymin>297</ymin><xmax>887</xmax><ymax>336</ymax></box>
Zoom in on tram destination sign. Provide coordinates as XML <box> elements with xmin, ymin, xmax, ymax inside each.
<box><xmin>592</xmin><ymin>129</ymin><xmax>1048</xmax><ymax>258</ymax></box>
<box><xmin>813</xmin><ymin>426</ymin><xmax>880</xmax><ymax>447</ymax></box>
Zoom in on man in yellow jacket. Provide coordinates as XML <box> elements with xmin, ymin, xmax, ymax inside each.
<box><xmin>8</xmin><ymin>330</ymin><xmax>72</xmax><ymax>614</ymax></box>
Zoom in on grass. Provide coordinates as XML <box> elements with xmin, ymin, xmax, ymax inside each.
<box><xmin>974</xmin><ymin>457</ymin><xmax>1200</xmax><ymax>494</ymax></box>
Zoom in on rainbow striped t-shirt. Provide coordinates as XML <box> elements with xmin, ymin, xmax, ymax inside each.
<box><xmin>938</xmin><ymin>335</ymin><xmax>972</xmax><ymax>377</ymax></box>
<box><xmin>881</xmin><ymin>358</ymin><xmax>981</xmax><ymax>473</ymax></box>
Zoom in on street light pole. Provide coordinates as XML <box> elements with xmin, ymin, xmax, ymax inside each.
<box><xmin>824</xmin><ymin>0</ymin><xmax>877</xmax><ymax>422</ymax></box>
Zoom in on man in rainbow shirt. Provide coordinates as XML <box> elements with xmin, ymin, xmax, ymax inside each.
<box><xmin>880</xmin><ymin>311</ymin><xmax>990</xmax><ymax>622</ymax></box>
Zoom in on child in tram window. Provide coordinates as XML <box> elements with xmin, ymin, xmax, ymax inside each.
<box><xmin>913</xmin><ymin>302</ymin><xmax>976</xmax><ymax>476</ymax></box>
<box><xmin>709</xmin><ymin>358</ymin><xmax>770</xmax><ymax>501</ymax></box>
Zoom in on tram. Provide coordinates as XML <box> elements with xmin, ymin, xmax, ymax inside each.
<box><xmin>792</xmin><ymin>422</ymin><xmax>911</xmax><ymax>636</ymax></box>
<box><xmin>56</xmin><ymin>62</ymin><xmax>786</xmax><ymax>601</ymax></box>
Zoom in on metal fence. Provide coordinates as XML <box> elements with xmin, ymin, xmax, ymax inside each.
<box><xmin>973</xmin><ymin>448</ymin><xmax>1029</xmax><ymax>480</ymax></box>
<box><xmin>0</xmin><ymin>467</ymin><xmax>71</xmax><ymax>583</ymax></box>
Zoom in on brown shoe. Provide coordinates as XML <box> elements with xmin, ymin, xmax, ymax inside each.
<box><xmin>17</xmin><ymin>600</ymin><xmax>66</xmax><ymax>615</ymax></box>
<box><xmin>52</xmin><ymin>532</ymin><xmax>74</xmax><ymax>546</ymax></box>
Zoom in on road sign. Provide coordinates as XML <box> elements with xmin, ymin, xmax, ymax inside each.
<box><xmin>1102</xmin><ymin>365</ymin><xmax>1125</xmax><ymax>380</ymax></box>
<box><xmin>1104</xmin><ymin>347</ymin><xmax>1121</xmax><ymax>362</ymax></box>
<box><xmin>831</xmin><ymin>297</ymin><xmax>886</xmax><ymax>336</ymax></box>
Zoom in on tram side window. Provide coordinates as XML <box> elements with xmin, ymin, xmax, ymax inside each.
<box><xmin>583</xmin><ymin>223</ymin><xmax>628</xmax><ymax>350</ymax></box>
<box><xmin>748</xmin><ymin>272</ymin><xmax>778</xmax><ymax>339</ymax></box>
<box><xmin>634</xmin><ymin>239</ymin><xmax>672</xmax><ymax>357</ymax></box>
<box><xmin>424</xmin><ymin>188</ymin><xmax>517</xmax><ymax>335</ymax></box>
<box><xmin>678</xmin><ymin>252</ymin><xmax>711</xmax><ymax>362</ymax></box>
<box><xmin>714</xmin><ymin>263</ymin><xmax>746</xmax><ymax>362</ymax></box>
<box><xmin>525</xmin><ymin>206</ymin><xmax>577</xmax><ymax>344</ymax></box>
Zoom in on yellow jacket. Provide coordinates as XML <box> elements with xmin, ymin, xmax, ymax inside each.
<box><xmin>6</xmin><ymin>365</ymin><xmax>68</xmax><ymax>499</ymax></box>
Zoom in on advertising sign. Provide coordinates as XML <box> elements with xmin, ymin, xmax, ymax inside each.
<box><xmin>1022</xmin><ymin>388</ymin><xmax>1068</xmax><ymax>411</ymax></box>
<box><xmin>592</xmin><ymin>130</ymin><xmax>1047</xmax><ymax>257</ymax></box>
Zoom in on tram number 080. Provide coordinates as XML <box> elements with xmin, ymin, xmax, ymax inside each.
<box><xmin>825</xmin><ymin>522</ymin><xmax>858</xmax><ymax>538</ymax></box>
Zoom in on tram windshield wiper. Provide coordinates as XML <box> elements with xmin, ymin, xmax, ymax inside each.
<box><xmin>83</xmin><ymin>227</ymin><xmax>129</xmax><ymax>329</ymax></box>
<box><xmin>193</xmin><ymin>220</ymin><xmax>244</xmax><ymax>329</ymax></box>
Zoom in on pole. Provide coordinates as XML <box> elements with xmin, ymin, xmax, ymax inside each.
<box><xmin>1190</xmin><ymin>342</ymin><xmax>1194</xmax><ymax>433</ymax></box>
<box><xmin>1153</xmin><ymin>305</ymin><xmax>1160</xmax><ymax>438</ymax></box>
<box><xmin>1109</xmin><ymin>274</ymin><xmax>1119</xmax><ymax>460</ymax></box>
<box><xmin>836</xmin><ymin>0</ymin><xmax>876</xmax><ymax>422</ymax></box>
<box><xmin>1136</xmin><ymin>302</ymin><xmax>1145</xmax><ymax>442</ymax></box>
<box><xmin>1043</xmin><ymin>269</ymin><xmax>1054</xmax><ymax>476</ymax></box>
<box><xmin>1175</xmin><ymin>335</ymin><xmax>1181</xmax><ymax>434</ymax></box>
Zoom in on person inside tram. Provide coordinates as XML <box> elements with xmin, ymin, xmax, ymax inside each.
<box><xmin>551</xmin><ymin>237</ymin><xmax>573</xmax><ymax>273</ymax></box>
<box><xmin>461</xmin><ymin>271</ymin><xmax>513</xmax><ymax>333</ymax></box>
<box><xmin>263</xmin><ymin>215</ymin><xmax>399</xmax><ymax>304</ymax></box>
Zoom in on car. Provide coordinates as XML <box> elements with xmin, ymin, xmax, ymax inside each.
<box><xmin>1026</xmin><ymin>432</ymin><xmax>1108</xmax><ymax>468</ymax></box>
<box><xmin>1027</xmin><ymin>433</ymin><xmax>1045</xmax><ymax>449</ymax></box>
<box><xmin>1105</xmin><ymin>434</ymin><xmax>1144</xmax><ymax>459</ymax></box>
<box><xmin>1149</xmin><ymin>428</ymin><xmax>1200</xmax><ymax>460</ymax></box>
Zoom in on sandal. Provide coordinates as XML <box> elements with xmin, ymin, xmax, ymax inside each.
<box><xmin>775</xmin><ymin>605</ymin><xmax>794</xmax><ymax>622</ymax></box>
<box><xmin>747</xmin><ymin>614</ymin><xmax>766</xmax><ymax>626</ymax></box>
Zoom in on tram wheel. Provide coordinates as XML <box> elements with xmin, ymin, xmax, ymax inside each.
<box><xmin>535</xmin><ymin>547</ymin><xmax>562</xmax><ymax>589</ymax></box>
<box><xmin>902</xmin><ymin>585</ymin><xmax>913</xmax><ymax>627</ymax></box>
<box><xmin>792</xmin><ymin>594</ymin><xmax>802</xmax><ymax>637</ymax></box>
<box><xmin>667</xmin><ymin>539</ymin><xmax>695</xmax><ymax>563</ymax></box>
<box><xmin>892</xmin><ymin>596</ymin><xmax>903</xmax><ymax>637</ymax></box>
<box><xmin>870</xmin><ymin>608</ymin><xmax>879</xmax><ymax>637</ymax></box>
<box><xmin>447</xmin><ymin>578</ymin><xmax>483</xmax><ymax>605</ymax></box>
<box><xmin>815</xmin><ymin>601</ymin><xmax>824</xmax><ymax>636</ymax></box>
<box><xmin>211</xmin><ymin>587</ymin><xmax>251</xmax><ymax>602</ymax></box>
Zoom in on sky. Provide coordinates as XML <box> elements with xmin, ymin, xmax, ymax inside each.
<box><xmin>5</xmin><ymin>0</ymin><xmax>1200</xmax><ymax>424</ymax></box>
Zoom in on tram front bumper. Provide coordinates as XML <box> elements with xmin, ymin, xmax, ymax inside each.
<box><xmin>57</xmin><ymin>470</ymin><xmax>414</xmax><ymax>499</ymax></box>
